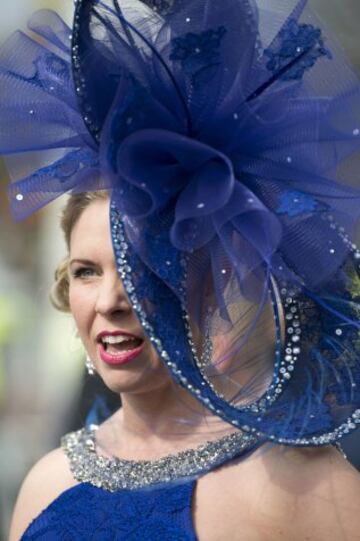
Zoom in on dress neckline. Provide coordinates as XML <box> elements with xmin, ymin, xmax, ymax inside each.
<box><xmin>61</xmin><ymin>426</ymin><xmax>262</xmax><ymax>491</ymax></box>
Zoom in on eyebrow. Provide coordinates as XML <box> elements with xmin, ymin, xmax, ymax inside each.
<box><xmin>69</xmin><ymin>258</ymin><xmax>97</xmax><ymax>267</ymax></box>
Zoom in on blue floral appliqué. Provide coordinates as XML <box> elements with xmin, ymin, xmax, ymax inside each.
<box><xmin>41</xmin><ymin>54</ymin><xmax>69</xmax><ymax>80</ymax></box>
<box><xmin>34</xmin><ymin>53</ymin><xmax>71</xmax><ymax>93</ymax></box>
<box><xmin>35</xmin><ymin>149</ymin><xmax>98</xmax><ymax>184</ymax></box>
<box><xmin>277</xmin><ymin>190</ymin><xmax>317</xmax><ymax>217</ymax></box>
<box><xmin>264</xmin><ymin>18</ymin><xmax>332</xmax><ymax>81</ymax></box>
<box><xmin>170</xmin><ymin>26</ymin><xmax>227</xmax><ymax>86</ymax></box>
<box><xmin>145</xmin><ymin>0</ymin><xmax>174</xmax><ymax>15</ymax></box>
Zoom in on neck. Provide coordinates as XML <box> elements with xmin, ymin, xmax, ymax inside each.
<box><xmin>97</xmin><ymin>384</ymin><xmax>238</xmax><ymax>460</ymax></box>
<box><xmin>120</xmin><ymin>383</ymin><xmax>210</xmax><ymax>441</ymax></box>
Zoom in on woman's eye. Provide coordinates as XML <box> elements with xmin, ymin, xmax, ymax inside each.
<box><xmin>73</xmin><ymin>267</ymin><xmax>96</xmax><ymax>279</ymax></box>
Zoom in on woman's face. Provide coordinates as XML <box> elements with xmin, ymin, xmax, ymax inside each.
<box><xmin>68</xmin><ymin>197</ymin><xmax>172</xmax><ymax>395</ymax></box>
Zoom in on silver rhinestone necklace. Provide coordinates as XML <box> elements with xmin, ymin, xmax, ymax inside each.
<box><xmin>61</xmin><ymin>426</ymin><xmax>262</xmax><ymax>492</ymax></box>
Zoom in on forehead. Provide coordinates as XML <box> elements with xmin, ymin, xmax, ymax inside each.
<box><xmin>69</xmin><ymin>198</ymin><xmax>112</xmax><ymax>256</ymax></box>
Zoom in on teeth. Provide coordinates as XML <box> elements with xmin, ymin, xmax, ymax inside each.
<box><xmin>101</xmin><ymin>335</ymin><xmax>137</xmax><ymax>345</ymax></box>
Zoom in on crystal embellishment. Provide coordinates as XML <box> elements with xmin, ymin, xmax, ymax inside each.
<box><xmin>61</xmin><ymin>426</ymin><xmax>260</xmax><ymax>492</ymax></box>
<box><xmin>110</xmin><ymin>204</ymin><xmax>360</xmax><ymax>446</ymax></box>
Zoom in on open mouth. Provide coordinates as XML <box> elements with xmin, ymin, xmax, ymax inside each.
<box><xmin>101</xmin><ymin>336</ymin><xmax>143</xmax><ymax>356</ymax></box>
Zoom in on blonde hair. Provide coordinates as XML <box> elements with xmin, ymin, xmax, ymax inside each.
<box><xmin>50</xmin><ymin>191</ymin><xmax>109</xmax><ymax>312</ymax></box>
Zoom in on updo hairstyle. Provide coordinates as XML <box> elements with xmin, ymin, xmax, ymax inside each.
<box><xmin>50</xmin><ymin>191</ymin><xmax>108</xmax><ymax>312</ymax></box>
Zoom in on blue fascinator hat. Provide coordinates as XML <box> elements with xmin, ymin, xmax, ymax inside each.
<box><xmin>1</xmin><ymin>0</ymin><xmax>360</xmax><ymax>445</ymax></box>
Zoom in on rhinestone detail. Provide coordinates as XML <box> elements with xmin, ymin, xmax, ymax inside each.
<box><xmin>110</xmin><ymin>203</ymin><xmax>360</xmax><ymax>446</ymax></box>
<box><xmin>71</xmin><ymin>0</ymin><xmax>101</xmax><ymax>142</ymax></box>
<box><xmin>61</xmin><ymin>426</ymin><xmax>260</xmax><ymax>492</ymax></box>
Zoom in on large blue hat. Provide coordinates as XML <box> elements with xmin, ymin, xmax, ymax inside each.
<box><xmin>1</xmin><ymin>0</ymin><xmax>360</xmax><ymax>445</ymax></box>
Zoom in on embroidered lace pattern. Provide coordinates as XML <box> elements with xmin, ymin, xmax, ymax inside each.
<box><xmin>21</xmin><ymin>482</ymin><xmax>197</xmax><ymax>540</ymax></box>
<box><xmin>264</xmin><ymin>18</ymin><xmax>332</xmax><ymax>81</ymax></box>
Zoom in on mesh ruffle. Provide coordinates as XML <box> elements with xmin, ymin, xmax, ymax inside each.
<box><xmin>1</xmin><ymin>0</ymin><xmax>360</xmax><ymax>445</ymax></box>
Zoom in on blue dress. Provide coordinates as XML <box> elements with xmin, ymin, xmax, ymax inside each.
<box><xmin>20</xmin><ymin>427</ymin><xmax>263</xmax><ymax>540</ymax></box>
<box><xmin>21</xmin><ymin>481</ymin><xmax>197</xmax><ymax>540</ymax></box>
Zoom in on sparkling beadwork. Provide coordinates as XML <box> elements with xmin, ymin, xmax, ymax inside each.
<box><xmin>335</xmin><ymin>328</ymin><xmax>343</xmax><ymax>336</ymax></box>
<box><xmin>109</xmin><ymin>196</ymin><xmax>360</xmax><ymax>447</ymax></box>
<box><xmin>61</xmin><ymin>427</ymin><xmax>259</xmax><ymax>492</ymax></box>
<box><xmin>72</xmin><ymin>0</ymin><xmax>101</xmax><ymax>142</ymax></box>
<box><xmin>16</xmin><ymin>193</ymin><xmax>24</xmax><ymax>201</ymax></box>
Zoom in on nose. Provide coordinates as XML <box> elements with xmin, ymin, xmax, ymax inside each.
<box><xmin>95</xmin><ymin>269</ymin><xmax>132</xmax><ymax>317</ymax></box>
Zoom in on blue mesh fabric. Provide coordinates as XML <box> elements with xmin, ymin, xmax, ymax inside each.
<box><xmin>1</xmin><ymin>0</ymin><xmax>360</xmax><ymax>445</ymax></box>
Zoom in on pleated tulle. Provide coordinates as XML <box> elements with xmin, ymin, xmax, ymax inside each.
<box><xmin>1</xmin><ymin>0</ymin><xmax>360</xmax><ymax>444</ymax></box>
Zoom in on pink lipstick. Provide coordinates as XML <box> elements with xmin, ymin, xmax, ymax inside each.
<box><xmin>96</xmin><ymin>330</ymin><xmax>144</xmax><ymax>366</ymax></box>
<box><xmin>98</xmin><ymin>342</ymin><xmax>145</xmax><ymax>365</ymax></box>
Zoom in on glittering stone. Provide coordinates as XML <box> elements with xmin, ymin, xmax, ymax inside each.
<box><xmin>108</xmin><ymin>193</ymin><xmax>360</xmax><ymax>448</ymax></box>
<box><xmin>61</xmin><ymin>427</ymin><xmax>260</xmax><ymax>492</ymax></box>
<box><xmin>335</xmin><ymin>328</ymin><xmax>343</xmax><ymax>336</ymax></box>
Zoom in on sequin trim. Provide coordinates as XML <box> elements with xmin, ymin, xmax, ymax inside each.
<box><xmin>110</xmin><ymin>203</ymin><xmax>360</xmax><ymax>446</ymax></box>
<box><xmin>61</xmin><ymin>426</ymin><xmax>260</xmax><ymax>491</ymax></box>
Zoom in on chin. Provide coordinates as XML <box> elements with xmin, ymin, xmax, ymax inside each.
<box><xmin>99</xmin><ymin>361</ymin><xmax>171</xmax><ymax>396</ymax></box>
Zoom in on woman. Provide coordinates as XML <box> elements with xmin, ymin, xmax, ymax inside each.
<box><xmin>2</xmin><ymin>0</ymin><xmax>360</xmax><ymax>538</ymax></box>
<box><xmin>9</xmin><ymin>191</ymin><xmax>360</xmax><ymax>540</ymax></box>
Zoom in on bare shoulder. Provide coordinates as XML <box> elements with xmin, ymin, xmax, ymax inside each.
<box><xmin>246</xmin><ymin>443</ymin><xmax>360</xmax><ymax>540</ymax></box>
<box><xmin>9</xmin><ymin>446</ymin><xmax>78</xmax><ymax>541</ymax></box>
<box><xmin>265</xmin><ymin>446</ymin><xmax>360</xmax><ymax>541</ymax></box>
<box><xmin>196</xmin><ymin>443</ymin><xmax>360</xmax><ymax>541</ymax></box>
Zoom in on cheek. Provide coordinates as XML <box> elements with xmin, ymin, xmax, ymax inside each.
<box><xmin>147</xmin><ymin>341</ymin><xmax>166</xmax><ymax>369</ymax></box>
<box><xmin>69</xmin><ymin>285</ymin><xmax>95</xmax><ymax>340</ymax></box>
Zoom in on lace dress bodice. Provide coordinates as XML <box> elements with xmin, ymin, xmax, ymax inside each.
<box><xmin>21</xmin><ymin>426</ymin><xmax>263</xmax><ymax>540</ymax></box>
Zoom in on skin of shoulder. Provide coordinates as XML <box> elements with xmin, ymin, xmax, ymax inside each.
<box><xmin>252</xmin><ymin>444</ymin><xmax>360</xmax><ymax>541</ymax></box>
<box><xmin>9</xmin><ymin>447</ymin><xmax>78</xmax><ymax>541</ymax></box>
<box><xmin>195</xmin><ymin>443</ymin><xmax>360</xmax><ymax>541</ymax></box>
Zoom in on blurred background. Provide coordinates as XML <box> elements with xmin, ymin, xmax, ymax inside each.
<box><xmin>0</xmin><ymin>0</ymin><xmax>359</xmax><ymax>539</ymax></box>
